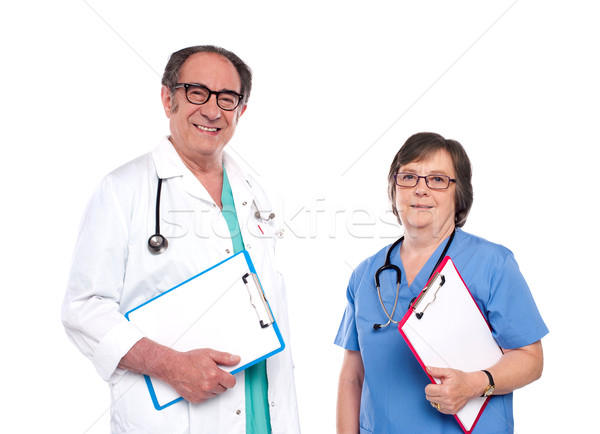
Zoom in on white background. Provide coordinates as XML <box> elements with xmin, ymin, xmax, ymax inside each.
<box><xmin>1</xmin><ymin>1</ymin><xmax>598</xmax><ymax>432</ymax></box>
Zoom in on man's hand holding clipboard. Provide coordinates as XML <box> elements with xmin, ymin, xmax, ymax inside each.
<box><xmin>125</xmin><ymin>250</ymin><xmax>285</xmax><ymax>411</ymax></box>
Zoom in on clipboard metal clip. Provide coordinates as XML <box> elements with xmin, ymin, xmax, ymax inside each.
<box><xmin>242</xmin><ymin>272</ymin><xmax>274</xmax><ymax>328</ymax></box>
<box><xmin>412</xmin><ymin>273</ymin><xmax>445</xmax><ymax>320</ymax></box>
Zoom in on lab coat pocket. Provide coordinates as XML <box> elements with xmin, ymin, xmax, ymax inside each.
<box><xmin>245</xmin><ymin>208</ymin><xmax>277</xmax><ymax>253</ymax></box>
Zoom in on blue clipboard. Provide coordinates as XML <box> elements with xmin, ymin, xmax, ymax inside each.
<box><xmin>125</xmin><ymin>250</ymin><xmax>285</xmax><ymax>410</ymax></box>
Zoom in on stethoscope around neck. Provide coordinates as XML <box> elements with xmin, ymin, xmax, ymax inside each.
<box><xmin>147</xmin><ymin>177</ymin><xmax>276</xmax><ymax>255</ymax></box>
<box><xmin>148</xmin><ymin>178</ymin><xmax>168</xmax><ymax>255</ymax></box>
<box><xmin>372</xmin><ymin>229</ymin><xmax>456</xmax><ymax>330</ymax></box>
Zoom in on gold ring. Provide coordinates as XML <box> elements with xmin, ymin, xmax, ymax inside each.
<box><xmin>431</xmin><ymin>402</ymin><xmax>441</xmax><ymax>411</ymax></box>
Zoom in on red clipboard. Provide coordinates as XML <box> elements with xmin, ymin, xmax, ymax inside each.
<box><xmin>398</xmin><ymin>256</ymin><xmax>503</xmax><ymax>433</ymax></box>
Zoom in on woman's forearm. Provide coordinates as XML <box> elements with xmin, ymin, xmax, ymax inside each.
<box><xmin>490</xmin><ymin>340</ymin><xmax>544</xmax><ymax>395</ymax></box>
<box><xmin>337</xmin><ymin>350</ymin><xmax>364</xmax><ymax>434</ymax></box>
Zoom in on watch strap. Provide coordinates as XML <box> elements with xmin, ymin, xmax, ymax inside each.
<box><xmin>481</xmin><ymin>370</ymin><xmax>495</xmax><ymax>397</ymax></box>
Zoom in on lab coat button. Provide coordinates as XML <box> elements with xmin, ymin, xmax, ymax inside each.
<box><xmin>246</xmin><ymin>244</ymin><xmax>251</xmax><ymax>249</ymax></box>
<box><xmin>226</xmin><ymin>249</ymin><xmax>231</xmax><ymax>254</ymax></box>
<box><xmin>271</xmin><ymin>401</ymin><xmax>276</xmax><ymax>407</ymax></box>
<box><xmin>242</xmin><ymin>201</ymin><xmax>248</xmax><ymax>206</ymax></box>
<box><xmin>236</xmin><ymin>409</ymin><xmax>241</xmax><ymax>415</ymax></box>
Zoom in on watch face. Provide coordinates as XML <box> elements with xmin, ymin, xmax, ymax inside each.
<box><xmin>483</xmin><ymin>385</ymin><xmax>495</xmax><ymax>397</ymax></box>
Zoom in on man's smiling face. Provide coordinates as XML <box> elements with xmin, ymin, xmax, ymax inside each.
<box><xmin>161</xmin><ymin>52</ymin><xmax>246</xmax><ymax>165</ymax></box>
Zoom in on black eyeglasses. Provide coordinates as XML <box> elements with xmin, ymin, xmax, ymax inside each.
<box><xmin>173</xmin><ymin>83</ymin><xmax>244</xmax><ymax>111</ymax></box>
<box><xmin>395</xmin><ymin>172</ymin><xmax>456</xmax><ymax>190</ymax></box>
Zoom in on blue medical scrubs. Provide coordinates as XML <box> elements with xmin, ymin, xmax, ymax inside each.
<box><xmin>334</xmin><ymin>228</ymin><xmax>548</xmax><ymax>434</ymax></box>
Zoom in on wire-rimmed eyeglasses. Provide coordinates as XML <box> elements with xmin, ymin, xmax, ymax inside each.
<box><xmin>173</xmin><ymin>83</ymin><xmax>244</xmax><ymax>111</ymax></box>
<box><xmin>395</xmin><ymin>172</ymin><xmax>456</xmax><ymax>190</ymax></box>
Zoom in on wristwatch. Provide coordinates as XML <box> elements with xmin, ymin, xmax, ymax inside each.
<box><xmin>481</xmin><ymin>370</ymin><xmax>495</xmax><ymax>397</ymax></box>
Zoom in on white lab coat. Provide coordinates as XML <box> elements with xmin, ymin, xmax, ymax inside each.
<box><xmin>62</xmin><ymin>137</ymin><xmax>300</xmax><ymax>434</ymax></box>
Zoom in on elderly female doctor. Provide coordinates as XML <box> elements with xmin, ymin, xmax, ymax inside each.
<box><xmin>335</xmin><ymin>132</ymin><xmax>548</xmax><ymax>433</ymax></box>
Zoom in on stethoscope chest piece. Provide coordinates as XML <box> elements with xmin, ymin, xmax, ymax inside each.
<box><xmin>148</xmin><ymin>233</ymin><xmax>168</xmax><ymax>255</ymax></box>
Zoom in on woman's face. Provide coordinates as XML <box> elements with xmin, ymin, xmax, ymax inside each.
<box><xmin>395</xmin><ymin>149</ymin><xmax>457</xmax><ymax>238</ymax></box>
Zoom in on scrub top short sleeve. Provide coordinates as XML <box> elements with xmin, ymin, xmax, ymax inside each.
<box><xmin>335</xmin><ymin>264</ymin><xmax>367</xmax><ymax>352</ymax></box>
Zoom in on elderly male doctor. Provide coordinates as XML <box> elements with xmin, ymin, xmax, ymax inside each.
<box><xmin>62</xmin><ymin>45</ymin><xmax>300</xmax><ymax>433</ymax></box>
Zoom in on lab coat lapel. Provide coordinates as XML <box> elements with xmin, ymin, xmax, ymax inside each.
<box><xmin>152</xmin><ymin>137</ymin><xmax>220</xmax><ymax>204</ymax></box>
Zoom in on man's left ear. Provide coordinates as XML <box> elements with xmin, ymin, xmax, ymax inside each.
<box><xmin>237</xmin><ymin>104</ymin><xmax>247</xmax><ymax>120</ymax></box>
<box><xmin>160</xmin><ymin>85</ymin><xmax>173</xmax><ymax>117</ymax></box>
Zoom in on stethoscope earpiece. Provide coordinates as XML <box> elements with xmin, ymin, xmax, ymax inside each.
<box><xmin>148</xmin><ymin>233</ymin><xmax>168</xmax><ymax>255</ymax></box>
<box><xmin>254</xmin><ymin>210</ymin><xmax>275</xmax><ymax>221</ymax></box>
